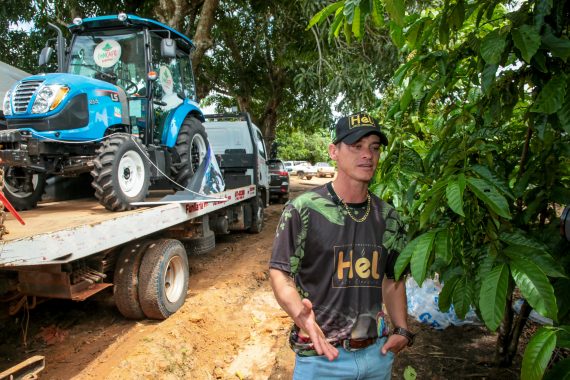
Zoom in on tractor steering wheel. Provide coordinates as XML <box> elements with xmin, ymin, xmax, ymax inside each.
<box><xmin>117</xmin><ymin>79</ymin><xmax>138</xmax><ymax>95</ymax></box>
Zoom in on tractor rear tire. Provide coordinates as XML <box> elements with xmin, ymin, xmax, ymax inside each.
<box><xmin>91</xmin><ymin>134</ymin><xmax>150</xmax><ymax>211</ymax></box>
<box><xmin>171</xmin><ymin>116</ymin><xmax>209</xmax><ymax>190</ymax></box>
<box><xmin>113</xmin><ymin>240</ymin><xmax>152</xmax><ymax>320</ymax></box>
<box><xmin>2</xmin><ymin>167</ymin><xmax>46</xmax><ymax>210</ymax></box>
<box><xmin>138</xmin><ymin>239</ymin><xmax>189</xmax><ymax>320</ymax></box>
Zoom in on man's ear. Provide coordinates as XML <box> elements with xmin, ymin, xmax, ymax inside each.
<box><xmin>328</xmin><ymin>143</ymin><xmax>338</xmax><ymax>161</ymax></box>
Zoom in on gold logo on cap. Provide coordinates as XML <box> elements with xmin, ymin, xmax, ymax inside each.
<box><xmin>349</xmin><ymin>113</ymin><xmax>374</xmax><ymax>129</ymax></box>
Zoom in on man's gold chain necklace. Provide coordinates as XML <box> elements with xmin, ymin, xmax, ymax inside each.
<box><xmin>332</xmin><ymin>183</ymin><xmax>371</xmax><ymax>223</ymax></box>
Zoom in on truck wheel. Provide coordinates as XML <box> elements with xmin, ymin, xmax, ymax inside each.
<box><xmin>138</xmin><ymin>239</ymin><xmax>189</xmax><ymax>320</ymax></box>
<box><xmin>298</xmin><ymin>171</ymin><xmax>305</xmax><ymax>179</ymax></box>
<box><xmin>113</xmin><ymin>240</ymin><xmax>152</xmax><ymax>319</ymax></box>
<box><xmin>172</xmin><ymin>116</ymin><xmax>208</xmax><ymax>189</ymax></box>
<box><xmin>185</xmin><ymin>230</ymin><xmax>216</xmax><ymax>255</ymax></box>
<box><xmin>279</xmin><ymin>194</ymin><xmax>289</xmax><ymax>204</ymax></box>
<box><xmin>249</xmin><ymin>196</ymin><xmax>264</xmax><ymax>233</ymax></box>
<box><xmin>91</xmin><ymin>134</ymin><xmax>150</xmax><ymax>212</ymax></box>
<box><xmin>305</xmin><ymin>175</ymin><xmax>313</xmax><ymax>180</ymax></box>
<box><xmin>2</xmin><ymin>167</ymin><xmax>46</xmax><ymax>210</ymax></box>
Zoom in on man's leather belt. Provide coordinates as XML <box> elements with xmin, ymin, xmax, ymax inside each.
<box><xmin>341</xmin><ymin>337</ymin><xmax>377</xmax><ymax>350</ymax></box>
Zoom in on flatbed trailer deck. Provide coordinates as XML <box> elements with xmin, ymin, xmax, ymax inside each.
<box><xmin>0</xmin><ymin>182</ymin><xmax>263</xmax><ymax>320</ymax></box>
<box><xmin>0</xmin><ymin>185</ymin><xmax>255</xmax><ymax>267</ymax></box>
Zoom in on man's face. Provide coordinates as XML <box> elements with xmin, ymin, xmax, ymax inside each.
<box><xmin>329</xmin><ymin>134</ymin><xmax>382</xmax><ymax>182</ymax></box>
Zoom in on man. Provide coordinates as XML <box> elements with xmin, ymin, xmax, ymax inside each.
<box><xmin>269</xmin><ymin>112</ymin><xmax>413</xmax><ymax>379</ymax></box>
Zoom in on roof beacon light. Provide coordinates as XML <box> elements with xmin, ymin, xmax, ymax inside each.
<box><xmin>73</xmin><ymin>17</ymin><xmax>83</xmax><ymax>26</ymax></box>
<box><xmin>118</xmin><ymin>13</ymin><xmax>128</xmax><ymax>22</ymax></box>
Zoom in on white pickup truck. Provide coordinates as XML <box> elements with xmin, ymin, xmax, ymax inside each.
<box><xmin>290</xmin><ymin>161</ymin><xmax>317</xmax><ymax>180</ymax></box>
<box><xmin>315</xmin><ymin>162</ymin><xmax>336</xmax><ymax>178</ymax></box>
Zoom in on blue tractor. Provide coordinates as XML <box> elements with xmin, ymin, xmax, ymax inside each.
<box><xmin>1</xmin><ymin>14</ymin><xmax>209</xmax><ymax>211</ymax></box>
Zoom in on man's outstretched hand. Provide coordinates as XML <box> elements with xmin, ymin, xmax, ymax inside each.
<box><xmin>294</xmin><ymin>299</ymin><xmax>339</xmax><ymax>361</ymax></box>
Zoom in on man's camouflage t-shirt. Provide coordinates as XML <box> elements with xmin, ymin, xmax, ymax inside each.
<box><xmin>269</xmin><ymin>183</ymin><xmax>407</xmax><ymax>351</ymax></box>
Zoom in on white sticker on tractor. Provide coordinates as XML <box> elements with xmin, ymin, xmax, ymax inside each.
<box><xmin>94</xmin><ymin>40</ymin><xmax>121</xmax><ymax>68</ymax></box>
<box><xmin>159</xmin><ymin>66</ymin><xmax>174</xmax><ymax>95</ymax></box>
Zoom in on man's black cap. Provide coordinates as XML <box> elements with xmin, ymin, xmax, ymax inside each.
<box><xmin>332</xmin><ymin>112</ymin><xmax>388</xmax><ymax>145</ymax></box>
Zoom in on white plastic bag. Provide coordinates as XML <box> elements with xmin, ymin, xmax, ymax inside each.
<box><xmin>405</xmin><ymin>277</ymin><xmax>479</xmax><ymax>330</ymax></box>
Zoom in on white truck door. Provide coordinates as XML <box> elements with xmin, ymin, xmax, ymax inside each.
<box><xmin>254</xmin><ymin>127</ymin><xmax>269</xmax><ymax>189</ymax></box>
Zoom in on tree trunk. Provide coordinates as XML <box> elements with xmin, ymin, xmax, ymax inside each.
<box><xmin>506</xmin><ymin>300</ymin><xmax>531</xmax><ymax>365</ymax></box>
<box><xmin>191</xmin><ymin>0</ymin><xmax>220</xmax><ymax>70</ymax></box>
<box><xmin>155</xmin><ymin>0</ymin><xmax>186</xmax><ymax>30</ymax></box>
<box><xmin>495</xmin><ymin>287</ymin><xmax>514</xmax><ymax>366</ymax></box>
<box><xmin>495</xmin><ymin>293</ymin><xmax>531</xmax><ymax>367</ymax></box>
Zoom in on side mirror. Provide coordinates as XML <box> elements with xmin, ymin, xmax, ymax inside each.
<box><xmin>39</xmin><ymin>46</ymin><xmax>54</xmax><ymax>66</ymax></box>
<box><xmin>161</xmin><ymin>38</ymin><xmax>177</xmax><ymax>58</ymax></box>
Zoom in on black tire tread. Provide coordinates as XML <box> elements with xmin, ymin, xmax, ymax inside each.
<box><xmin>2</xmin><ymin>168</ymin><xmax>47</xmax><ymax>211</ymax></box>
<box><xmin>113</xmin><ymin>240</ymin><xmax>152</xmax><ymax>319</ymax></box>
<box><xmin>249</xmin><ymin>196</ymin><xmax>264</xmax><ymax>233</ymax></box>
<box><xmin>171</xmin><ymin>117</ymin><xmax>208</xmax><ymax>189</ymax></box>
<box><xmin>91</xmin><ymin>134</ymin><xmax>149</xmax><ymax>211</ymax></box>
<box><xmin>185</xmin><ymin>231</ymin><xmax>216</xmax><ymax>255</ymax></box>
<box><xmin>138</xmin><ymin>239</ymin><xmax>189</xmax><ymax>320</ymax></box>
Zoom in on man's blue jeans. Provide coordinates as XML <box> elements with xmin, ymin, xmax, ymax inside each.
<box><xmin>293</xmin><ymin>337</ymin><xmax>395</xmax><ymax>380</ymax></box>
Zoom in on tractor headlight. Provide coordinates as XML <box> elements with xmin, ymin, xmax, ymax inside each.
<box><xmin>31</xmin><ymin>85</ymin><xmax>70</xmax><ymax>114</ymax></box>
<box><xmin>2</xmin><ymin>90</ymin><xmax>12</xmax><ymax>116</ymax></box>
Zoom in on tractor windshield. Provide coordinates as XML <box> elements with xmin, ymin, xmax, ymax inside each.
<box><xmin>67</xmin><ymin>30</ymin><xmax>147</xmax><ymax>96</ymax></box>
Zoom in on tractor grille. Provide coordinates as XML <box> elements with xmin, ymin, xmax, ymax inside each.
<box><xmin>13</xmin><ymin>80</ymin><xmax>44</xmax><ymax>114</ymax></box>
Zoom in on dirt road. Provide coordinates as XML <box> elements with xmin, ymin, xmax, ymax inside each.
<box><xmin>0</xmin><ymin>175</ymin><xmax>523</xmax><ymax>379</ymax></box>
<box><xmin>0</xmin><ymin>176</ymin><xmax>324</xmax><ymax>380</ymax></box>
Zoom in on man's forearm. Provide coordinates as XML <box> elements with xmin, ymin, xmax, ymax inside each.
<box><xmin>382</xmin><ymin>278</ymin><xmax>408</xmax><ymax>329</ymax></box>
<box><xmin>269</xmin><ymin>268</ymin><xmax>305</xmax><ymax>324</ymax></box>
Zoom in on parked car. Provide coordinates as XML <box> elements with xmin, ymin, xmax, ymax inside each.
<box><xmin>290</xmin><ymin>161</ymin><xmax>317</xmax><ymax>180</ymax></box>
<box><xmin>283</xmin><ymin>161</ymin><xmax>294</xmax><ymax>173</ymax></box>
<box><xmin>267</xmin><ymin>159</ymin><xmax>289</xmax><ymax>204</ymax></box>
<box><xmin>315</xmin><ymin>162</ymin><xmax>336</xmax><ymax>178</ymax></box>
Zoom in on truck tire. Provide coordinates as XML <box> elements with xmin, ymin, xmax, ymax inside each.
<box><xmin>2</xmin><ymin>167</ymin><xmax>47</xmax><ymax>210</ymax></box>
<box><xmin>172</xmin><ymin>116</ymin><xmax>208</xmax><ymax>189</ymax></box>
<box><xmin>138</xmin><ymin>239</ymin><xmax>189</xmax><ymax>320</ymax></box>
<box><xmin>113</xmin><ymin>240</ymin><xmax>152</xmax><ymax>319</ymax></box>
<box><xmin>297</xmin><ymin>171</ymin><xmax>305</xmax><ymax>179</ymax></box>
<box><xmin>184</xmin><ymin>230</ymin><xmax>216</xmax><ymax>255</ymax></box>
<box><xmin>91</xmin><ymin>134</ymin><xmax>150</xmax><ymax>212</ymax></box>
<box><xmin>249</xmin><ymin>196</ymin><xmax>264</xmax><ymax>233</ymax></box>
<box><xmin>305</xmin><ymin>175</ymin><xmax>313</xmax><ymax>180</ymax></box>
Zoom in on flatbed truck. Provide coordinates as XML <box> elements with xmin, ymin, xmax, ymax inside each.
<box><xmin>0</xmin><ymin>113</ymin><xmax>269</xmax><ymax>321</ymax></box>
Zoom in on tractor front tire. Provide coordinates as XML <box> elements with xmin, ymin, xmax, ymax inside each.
<box><xmin>91</xmin><ymin>134</ymin><xmax>150</xmax><ymax>211</ymax></box>
<box><xmin>2</xmin><ymin>167</ymin><xmax>47</xmax><ymax>211</ymax></box>
<box><xmin>171</xmin><ymin>116</ymin><xmax>209</xmax><ymax>190</ymax></box>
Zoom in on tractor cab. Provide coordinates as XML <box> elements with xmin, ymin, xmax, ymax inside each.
<box><xmin>0</xmin><ymin>14</ymin><xmax>207</xmax><ymax>212</ymax></box>
<box><xmin>64</xmin><ymin>14</ymin><xmax>199</xmax><ymax>143</ymax></box>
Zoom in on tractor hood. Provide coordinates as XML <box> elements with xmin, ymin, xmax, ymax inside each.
<box><xmin>4</xmin><ymin>72</ymin><xmax>120</xmax><ymax>119</ymax></box>
<box><xmin>3</xmin><ymin>72</ymin><xmax>129</xmax><ymax>141</ymax></box>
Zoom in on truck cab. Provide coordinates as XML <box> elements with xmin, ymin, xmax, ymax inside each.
<box><xmin>204</xmin><ymin>113</ymin><xmax>269</xmax><ymax>206</ymax></box>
